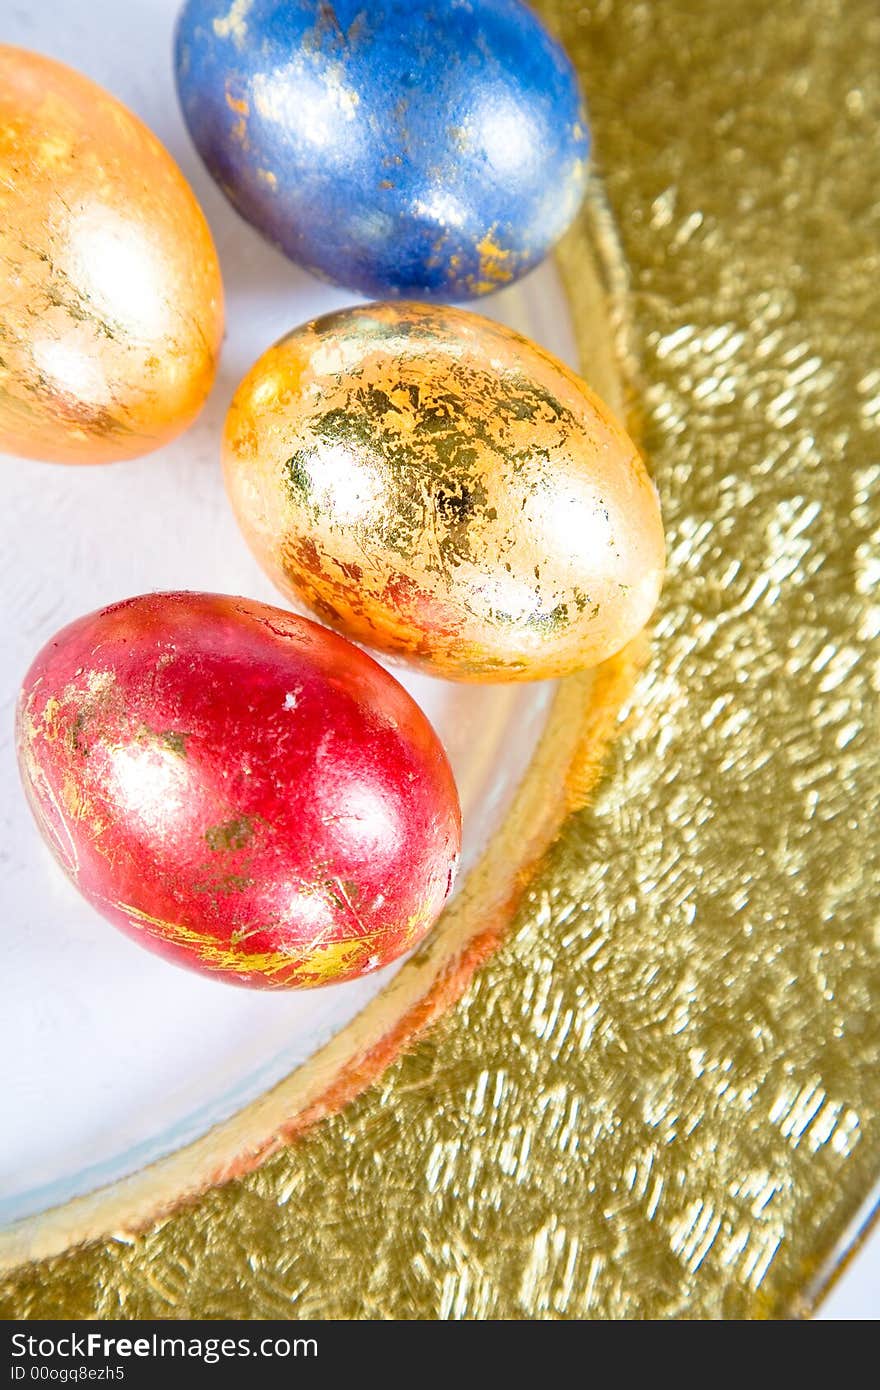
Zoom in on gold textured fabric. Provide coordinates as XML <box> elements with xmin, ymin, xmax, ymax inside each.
<box><xmin>3</xmin><ymin>0</ymin><xmax>879</xmax><ymax>1318</ymax></box>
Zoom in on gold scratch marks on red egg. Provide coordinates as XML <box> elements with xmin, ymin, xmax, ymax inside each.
<box><xmin>116</xmin><ymin>900</ymin><xmax>404</xmax><ymax>989</ymax></box>
<box><xmin>35</xmin><ymin>696</ymin><xmax>63</xmax><ymax>744</ymax></box>
<box><xmin>23</xmin><ymin>670</ymin><xmax>118</xmax><ymax>847</ymax></box>
<box><xmin>60</xmin><ymin>772</ymin><xmax>92</xmax><ymax>823</ymax></box>
<box><xmin>204</xmin><ymin>815</ymin><xmax>255</xmax><ymax>852</ymax></box>
<box><xmin>16</xmin><ymin>688</ymin><xmax>80</xmax><ymax>874</ymax></box>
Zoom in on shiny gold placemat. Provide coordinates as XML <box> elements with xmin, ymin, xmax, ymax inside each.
<box><xmin>3</xmin><ymin>0</ymin><xmax>879</xmax><ymax>1319</ymax></box>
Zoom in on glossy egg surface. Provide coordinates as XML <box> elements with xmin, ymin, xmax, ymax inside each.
<box><xmin>175</xmin><ymin>0</ymin><xmax>588</xmax><ymax>299</ymax></box>
<box><xmin>17</xmin><ymin>592</ymin><xmax>461</xmax><ymax>988</ymax></box>
<box><xmin>0</xmin><ymin>46</ymin><xmax>223</xmax><ymax>464</ymax></box>
<box><xmin>224</xmin><ymin>302</ymin><xmax>665</xmax><ymax>681</ymax></box>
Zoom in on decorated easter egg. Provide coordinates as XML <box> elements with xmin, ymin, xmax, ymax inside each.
<box><xmin>174</xmin><ymin>0</ymin><xmax>588</xmax><ymax>300</ymax></box>
<box><xmin>0</xmin><ymin>47</ymin><xmax>223</xmax><ymax>464</ymax></box>
<box><xmin>223</xmin><ymin>302</ymin><xmax>665</xmax><ymax>682</ymax></box>
<box><xmin>17</xmin><ymin>592</ymin><xmax>461</xmax><ymax>988</ymax></box>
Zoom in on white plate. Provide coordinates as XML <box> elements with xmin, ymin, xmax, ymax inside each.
<box><xmin>0</xmin><ymin>0</ymin><xmax>575</xmax><ymax>1231</ymax></box>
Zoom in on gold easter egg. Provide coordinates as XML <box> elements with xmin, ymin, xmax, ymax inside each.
<box><xmin>0</xmin><ymin>47</ymin><xmax>223</xmax><ymax>464</ymax></box>
<box><xmin>223</xmin><ymin>302</ymin><xmax>665</xmax><ymax>682</ymax></box>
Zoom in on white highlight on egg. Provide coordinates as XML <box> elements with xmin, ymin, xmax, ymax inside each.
<box><xmin>328</xmin><ymin>781</ymin><xmax>403</xmax><ymax>860</ymax></box>
<box><xmin>473</xmin><ymin>93</ymin><xmax>541</xmax><ymax>177</ymax></box>
<box><xmin>31</xmin><ymin>337</ymin><xmax>109</xmax><ymax>405</ymax></box>
<box><xmin>413</xmin><ymin>190</ymin><xmax>468</xmax><ymax>229</ymax></box>
<box><xmin>307</xmin><ymin>443</ymin><xmax>385</xmax><ymax>524</ymax></box>
<box><xmin>64</xmin><ymin>206</ymin><xmax>171</xmax><ymax>343</ymax></box>
<box><xmin>281</xmin><ymin>886</ymin><xmax>332</xmax><ymax>931</ymax></box>
<box><xmin>526</xmin><ymin>482</ymin><xmax>618</xmax><ymax>573</ymax></box>
<box><xmin>105</xmin><ymin>744</ymin><xmax>191</xmax><ymax>841</ymax></box>
<box><xmin>474</xmin><ymin>572</ymin><xmax>542</xmax><ymax>624</ymax></box>
<box><xmin>253</xmin><ymin>63</ymin><xmax>361</xmax><ymax>155</ymax></box>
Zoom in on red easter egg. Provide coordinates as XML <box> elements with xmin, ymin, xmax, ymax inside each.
<box><xmin>16</xmin><ymin>592</ymin><xmax>461</xmax><ymax>989</ymax></box>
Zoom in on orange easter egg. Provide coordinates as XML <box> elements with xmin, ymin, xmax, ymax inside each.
<box><xmin>0</xmin><ymin>47</ymin><xmax>223</xmax><ymax>464</ymax></box>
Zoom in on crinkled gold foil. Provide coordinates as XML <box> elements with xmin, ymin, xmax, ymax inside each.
<box><xmin>3</xmin><ymin>0</ymin><xmax>879</xmax><ymax>1319</ymax></box>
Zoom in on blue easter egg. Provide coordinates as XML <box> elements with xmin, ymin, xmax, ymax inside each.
<box><xmin>174</xmin><ymin>0</ymin><xmax>590</xmax><ymax>299</ymax></box>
